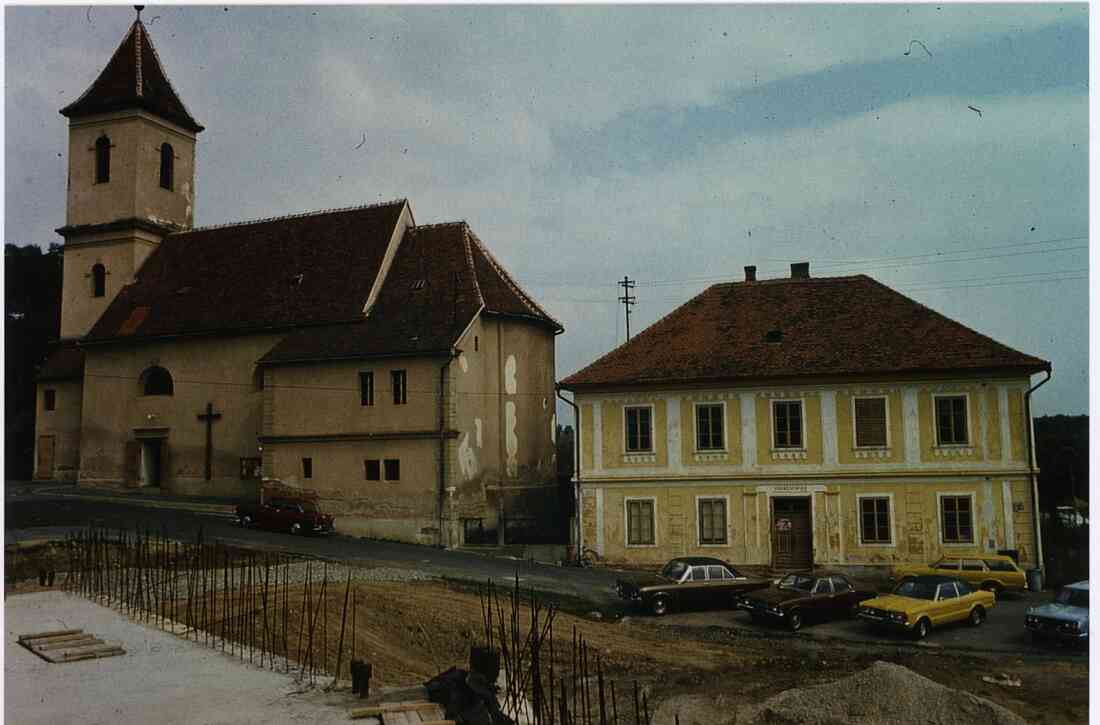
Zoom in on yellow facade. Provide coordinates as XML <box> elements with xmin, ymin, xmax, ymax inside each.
<box><xmin>576</xmin><ymin>377</ymin><xmax>1039</xmax><ymax>573</ymax></box>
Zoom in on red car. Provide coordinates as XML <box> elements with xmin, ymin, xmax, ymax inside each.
<box><xmin>236</xmin><ymin>497</ymin><xmax>334</xmax><ymax>535</ymax></box>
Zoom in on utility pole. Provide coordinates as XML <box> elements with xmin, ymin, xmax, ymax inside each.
<box><xmin>618</xmin><ymin>276</ymin><xmax>636</xmax><ymax>340</ymax></box>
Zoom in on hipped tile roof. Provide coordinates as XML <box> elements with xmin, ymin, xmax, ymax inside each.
<box><xmin>60</xmin><ymin>21</ymin><xmax>203</xmax><ymax>133</ymax></box>
<box><xmin>84</xmin><ymin>201</ymin><xmax>407</xmax><ymax>342</ymax></box>
<box><xmin>259</xmin><ymin>222</ymin><xmax>561</xmax><ymax>364</ymax></box>
<box><xmin>560</xmin><ymin>274</ymin><xmax>1048</xmax><ymax>388</ymax></box>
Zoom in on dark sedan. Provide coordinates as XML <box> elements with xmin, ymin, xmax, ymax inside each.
<box><xmin>616</xmin><ymin>557</ymin><xmax>770</xmax><ymax>616</ymax></box>
<box><xmin>736</xmin><ymin>572</ymin><xmax>875</xmax><ymax>631</ymax></box>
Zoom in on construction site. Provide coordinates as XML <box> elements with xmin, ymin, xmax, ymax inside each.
<box><xmin>5</xmin><ymin>527</ymin><xmax>1089</xmax><ymax>725</ymax></box>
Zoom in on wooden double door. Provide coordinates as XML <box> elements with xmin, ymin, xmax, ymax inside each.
<box><xmin>771</xmin><ymin>496</ymin><xmax>813</xmax><ymax>571</ymax></box>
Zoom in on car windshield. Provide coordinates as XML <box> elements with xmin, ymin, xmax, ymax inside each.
<box><xmin>894</xmin><ymin>580</ymin><xmax>937</xmax><ymax>600</ymax></box>
<box><xmin>661</xmin><ymin>561</ymin><xmax>688</xmax><ymax>581</ymax></box>
<box><xmin>778</xmin><ymin>574</ymin><xmax>814</xmax><ymax>592</ymax></box>
<box><xmin>300</xmin><ymin>501</ymin><xmax>320</xmax><ymax>513</ymax></box>
<box><xmin>1055</xmin><ymin>587</ymin><xmax>1089</xmax><ymax>608</ymax></box>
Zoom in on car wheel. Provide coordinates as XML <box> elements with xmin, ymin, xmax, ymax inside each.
<box><xmin>914</xmin><ymin>618</ymin><xmax>930</xmax><ymax>640</ymax></box>
<box><xmin>651</xmin><ymin>597</ymin><xmax>669</xmax><ymax>617</ymax></box>
<box><xmin>241</xmin><ymin>514</ymin><xmax>253</xmax><ymax>528</ymax></box>
<box><xmin>787</xmin><ymin>610</ymin><xmax>803</xmax><ymax>632</ymax></box>
<box><xmin>969</xmin><ymin>606</ymin><xmax>985</xmax><ymax>626</ymax></box>
<box><xmin>290</xmin><ymin>522</ymin><xmax>302</xmax><ymax>536</ymax></box>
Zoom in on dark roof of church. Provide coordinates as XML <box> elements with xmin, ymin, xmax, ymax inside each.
<box><xmin>259</xmin><ymin>222</ymin><xmax>562</xmax><ymax>364</ymax></box>
<box><xmin>37</xmin><ymin>344</ymin><xmax>86</xmax><ymax>382</ymax></box>
<box><xmin>560</xmin><ymin>273</ymin><xmax>1048</xmax><ymax>388</ymax></box>
<box><xmin>84</xmin><ymin>201</ymin><xmax>408</xmax><ymax>343</ymax></box>
<box><xmin>60</xmin><ymin>20</ymin><xmax>203</xmax><ymax>133</ymax></box>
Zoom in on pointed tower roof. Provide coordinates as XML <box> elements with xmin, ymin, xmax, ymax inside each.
<box><xmin>60</xmin><ymin>19</ymin><xmax>203</xmax><ymax>133</ymax></box>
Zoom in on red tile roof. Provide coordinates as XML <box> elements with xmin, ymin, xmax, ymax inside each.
<box><xmin>84</xmin><ymin>201</ymin><xmax>407</xmax><ymax>343</ymax></box>
<box><xmin>259</xmin><ymin>222</ymin><xmax>561</xmax><ymax>364</ymax></box>
<box><xmin>560</xmin><ymin>274</ymin><xmax>1048</xmax><ymax>388</ymax></box>
<box><xmin>60</xmin><ymin>21</ymin><xmax>203</xmax><ymax>133</ymax></box>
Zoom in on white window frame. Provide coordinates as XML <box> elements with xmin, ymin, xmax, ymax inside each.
<box><xmin>624</xmin><ymin>496</ymin><xmax>658</xmax><ymax>548</ymax></box>
<box><xmin>623</xmin><ymin>404</ymin><xmax>656</xmax><ymax>454</ymax></box>
<box><xmin>932</xmin><ymin>393</ymin><xmax>971</xmax><ymax>447</ymax></box>
<box><xmin>856</xmin><ymin>493</ymin><xmax>896</xmax><ymax>547</ymax></box>
<box><xmin>852</xmin><ymin>395</ymin><xmax>890</xmax><ymax>449</ymax></box>
<box><xmin>937</xmin><ymin>491</ymin><xmax>977</xmax><ymax>546</ymax></box>
<box><xmin>693</xmin><ymin>401</ymin><xmax>727</xmax><ymax>452</ymax></box>
<box><xmin>770</xmin><ymin>398</ymin><xmax>806</xmax><ymax>450</ymax></box>
<box><xmin>695</xmin><ymin>494</ymin><xmax>730</xmax><ymax>547</ymax></box>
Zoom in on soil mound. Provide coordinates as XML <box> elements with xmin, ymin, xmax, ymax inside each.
<box><xmin>736</xmin><ymin>660</ymin><xmax>1026</xmax><ymax>725</ymax></box>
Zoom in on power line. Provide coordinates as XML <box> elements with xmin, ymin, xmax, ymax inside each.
<box><xmin>764</xmin><ymin>234</ymin><xmax>1088</xmax><ymax>268</ymax></box>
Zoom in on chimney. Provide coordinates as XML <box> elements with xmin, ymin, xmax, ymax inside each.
<box><xmin>744</xmin><ymin>265</ymin><xmax>757</xmax><ymax>282</ymax></box>
<box><xmin>790</xmin><ymin>262</ymin><xmax>810</xmax><ymax>279</ymax></box>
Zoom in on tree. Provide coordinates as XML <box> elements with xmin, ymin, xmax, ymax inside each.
<box><xmin>5</xmin><ymin>243</ymin><xmax>63</xmax><ymax>478</ymax></box>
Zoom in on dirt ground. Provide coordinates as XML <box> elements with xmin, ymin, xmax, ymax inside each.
<box><xmin>7</xmin><ymin>552</ymin><xmax>1088</xmax><ymax>724</ymax></box>
<box><xmin>232</xmin><ymin>579</ymin><xmax>1089</xmax><ymax>725</ymax></box>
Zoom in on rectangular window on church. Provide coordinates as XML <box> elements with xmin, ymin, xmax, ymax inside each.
<box><xmin>384</xmin><ymin>459</ymin><xmax>400</xmax><ymax>481</ymax></box>
<box><xmin>302</xmin><ymin>457</ymin><xmax>313</xmax><ymax>479</ymax></box>
<box><xmin>365</xmin><ymin>459</ymin><xmax>380</xmax><ymax>481</ymax></box>
<box><xmin>392</xmin><ymin>370</ymin><xmax>407</xmax><ymax>405</ymax></box>
<box><xmin>44</xmin><ymin>389</ymin><xmax>56</xmax><ymax>412</ymax></box>
<box><xmin>360</xmin><ymin>372</ymin><xmax>374</xmax><ymax>406</ymax></box>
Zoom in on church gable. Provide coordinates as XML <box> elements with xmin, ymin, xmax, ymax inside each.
<box><xmin>83</xmin><ymin>200</ymin><xmax>408</xmax><ymax>342</ymax></box>
<box><xmin>258</xmin><ymin>221</ymin><xmax>560</xmax><ymax>365</ymax></box>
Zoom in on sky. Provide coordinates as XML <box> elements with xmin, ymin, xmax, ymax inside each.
<box><xmin>4</xmin><ymin>4</ymin><xmax>1088</xmax><ymax>419</ymax></box>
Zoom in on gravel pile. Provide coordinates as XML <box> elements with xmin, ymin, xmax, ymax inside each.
<box><xmin>736</xmin><ymin>661</ymin><xmax>1026</xmax><ymax>725</ymax></box>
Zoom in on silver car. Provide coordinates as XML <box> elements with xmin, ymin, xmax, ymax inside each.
<box><xmin>1025</xmin><ymin>580</ymin><xmax>1088</xmax><ymax>645</ymax></box>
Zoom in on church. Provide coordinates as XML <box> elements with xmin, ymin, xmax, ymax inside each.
<box><xmin>33</xmin><ymin>15</ymin><xmax>563</xmax><ymax>547</ymax></box>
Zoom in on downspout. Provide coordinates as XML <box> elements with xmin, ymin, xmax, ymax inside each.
<box><xmin>438</xmin><ymin>349</ymin><xmax>460</xmax><ymax>548</ymax></box>
<box><xmin>1024</xmin><ymin>366</ymin><xmax>1052</xmax><ymax>578</ymax></box>
<box><xmin>556</xmin><ymin>386</ymin><xmax>582</xmax><ymax>564</ymax></box>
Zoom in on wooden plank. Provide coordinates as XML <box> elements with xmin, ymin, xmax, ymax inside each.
<box><xmin>28</xmin><ymin>634</ymin><xmax>98</xmax><ymax>648</ymax></box>
<box><xmin>415</xmin><ymin>705</ymin><xmax>446</xmax><ymax>721</ymax></box>
<box><xmin>381</xmin><ymin>712</ymin><xmax>414</xmax><ymax>725</ymax></box>
<box><xmin>417</xmin><ymin>721</ymin><xmax>455</xmax><ymax>725</ymax></box>
<box><xmin>18</xmin><ymin>629</ymin><xmax>83</xmax><ymax>642</ymax></box>
<box><xmin>35</xmin><ymin>637</ymin><xmax>102</xmax><ymax>652</ymax></box>
<box><xmin>350</xmin><ymin>702</ymin><xmax>438</xmax><ymax>720</ymax></box>
<box><xmin>56</xmin><ymin>648</ymin><xmax>125</xmax><ymax>663</ymax></box>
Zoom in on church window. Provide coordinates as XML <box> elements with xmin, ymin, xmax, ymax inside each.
<box><xmin>302</xmin><ymin>457</ymin><xmax>313</xmax><ymax>479</ymax></box>
<box><xmin>391</xmin><ymin>370</ymin><xmax>407</xmax><ymax>405</ymax></box>
<box><xmin>365</xmin><ymin>459</ymin><xmax>381</xmax><ymax>481</ymax></box>
<box><xmin>159</xmin><ymin>143</ymin><xmax>174</xmax><ymax>190</ymax></box>
<box><xmin>95</xmin><ymin>136</ymin><xmax>111</xmax><ymax>183</ymax></box>
<box><xmin>253</xmin><ymin>367</ymin><xmax>265</xmax><ymax>391</ymax></box>
<box><xmin>92</xmin><ymin>264</ymin><xmax>106</xmax><ymax>297</ymax></box>
<box><xmin>44</xmin><ymin>389</ymin><xmax>56</xmax><ymax>411</ymax></box>
<box><xmin>360</xmin><ymin>372</ymin><xmax>374</xmax><ymax>406</ymax></box>
<box><xmin>384</xmin><ymin>459</ymin><xmax>400</xmax><ymax>481</ymax></box>
<box><xmin>140</xmin><ymin>366</ymin><xmax>174</xmax><ymax>396</ymax></box>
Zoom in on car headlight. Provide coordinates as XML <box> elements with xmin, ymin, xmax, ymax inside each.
<box><xmin>889</xmin><ymin>612</ymin><xmax>907</xmax><ymax>623</ymax></box>
<box><xmin>1025</xmin><ymin>615</ymin><xmax>1037</xmax><ymax>625</ymax></box>
<box><xmin>769</xmin><ymin>605</ymin><xmax>783</xmax><ymax>615</ymax></box>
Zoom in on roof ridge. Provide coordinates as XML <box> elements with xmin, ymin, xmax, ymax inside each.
<box><xmin>180</xmin><ymin>199</ymin><xmax>408</xmax><ymax>234</ymax></box>
<box><xmin>467</xmin><ymin>230</ymin><xmax>562</xmax><ymax>328</ymax></box>
<box><xmin>62</xmin><ymin>20</ymin><xmax>140</xmax><ymax>112</ymax></box>
<box><xmin>858</xmin><ymin>274</ymin><xmax>1048</xmax><ymax>365</ymax></box>
<box><xmin>134</xmin><ymin>20</ymin><xmax>143</xmax><ymax>96</ymax></box>
<box><xmin>713</xmin><ymin>273</ymin><xmax>865</xmax><ymax>287</ymax></box>
<box><xmin>140</xmin><ymin>20</ymin><xmax>202</xmax><ymax>130</ymax></box>
<box><xmin>459</xmin><ymin>224</ymin><xmax>486</xmax><ymax>310</ymax></box>
<box><xmin>410</xmin><ymin>220</ymin><xmax>468</xmax><ymax>231</ymax></box>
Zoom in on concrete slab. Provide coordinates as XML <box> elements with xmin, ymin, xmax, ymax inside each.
<box><xmin>5</xmin><ymin>591</ymin><xmax>355</xmax><ymax>724</ymax></box>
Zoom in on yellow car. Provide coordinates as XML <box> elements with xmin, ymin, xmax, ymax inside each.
<box><xmin>857</xmin><ymin>575</ymin><xmax>995</xmax><ymax>639</ymax></box>
<box><xmin>892</xmin><ymin>554</ymin><xmax>1026</xmax><ymax>596</ymax></box>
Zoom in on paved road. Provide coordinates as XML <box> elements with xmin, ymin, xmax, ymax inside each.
<box><xmin>5</xmin><ymin>484</ymin><xmax>621</xmax><ymax>608</ymax></box>
<box><xmin>641</xmin><ymin>591</ymin><xmax>1086</xmax><ymax>658</ymax></box>
<box><xmin>6</xmin><ymin>483</ymin><xmax>1084</xmax><ymax>659</ymax></box>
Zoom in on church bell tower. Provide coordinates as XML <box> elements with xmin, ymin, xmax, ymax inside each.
<box><xmin>57</xmin><ymin>8</ymin><xmax>203</xmax><ymax>340</ymax></box>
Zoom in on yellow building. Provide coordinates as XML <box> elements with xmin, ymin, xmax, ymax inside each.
<box><xmin>560</xmin><ymin>264</ymin><xmax>1050</xmax><ymax>575</ymax></box>
<box><xmin>33</xmin><ymin>15</ymin><xmax>562</xmax><ymax>547</ymax></box>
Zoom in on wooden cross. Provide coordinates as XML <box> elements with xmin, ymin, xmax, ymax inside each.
<box><xmin>197</xmin><ymin>402</ymin><xmax>222</xmax><ymax>481</ymax></box>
